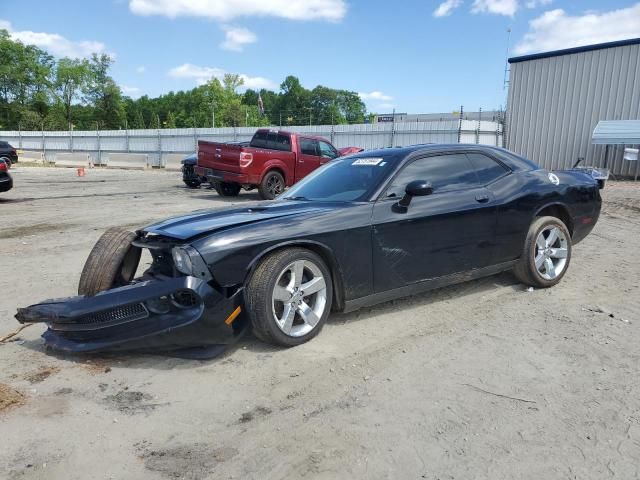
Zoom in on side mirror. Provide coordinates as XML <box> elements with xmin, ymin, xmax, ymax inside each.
<box><xmin>398</xmin><ymin>180</ymin><xmax>433</xmax><ymax>208</ymax></box>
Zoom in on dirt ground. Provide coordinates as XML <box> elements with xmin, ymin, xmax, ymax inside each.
<box><xmin>1</xmin><ymin>166</ymin><xmax>639</xmax><ymax>480</ymax></box>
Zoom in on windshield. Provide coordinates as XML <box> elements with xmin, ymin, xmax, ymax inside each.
<box><xmin>281</xmin><ymin>154</ymin><xmax>398</xmax><ymax>202</ymax></box>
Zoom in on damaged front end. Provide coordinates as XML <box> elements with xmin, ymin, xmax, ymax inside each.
<box><xmin>15</xmin><ymin>232</ymin><xmax>246</xmax><ymax>357</ymax></box>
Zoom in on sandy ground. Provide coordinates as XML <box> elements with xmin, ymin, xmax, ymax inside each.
<box><xmin>1</xmin><ymin>166</ymin><xmax>639</xmax><ymax>480</ymax></box>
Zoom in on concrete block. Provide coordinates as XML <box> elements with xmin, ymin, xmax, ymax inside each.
<box><xmin>106</xmin><ymin>153</ymin><xmax>149</xmax><ymax>170</ymax></box>
<box><xmin>55</xmin><ymin>153</ymin><xmax>92</xmax><ymax>168</ymax></box>
<box><xmin>17</xmin><ymin>150</ymin><xmax>45</xmax><ymax>164</ymax></box>
<box><xmin>163</xmin><ymin>153</ymin><xmax>187</xmax><ymax>171</ymax></box>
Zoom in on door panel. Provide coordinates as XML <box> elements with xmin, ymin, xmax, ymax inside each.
<box><xmin>296</xmin><ymin>138</ymin><xmax>321</xmax><ymax>180</ymax></box>
<box><xmin>372</xmin><ymin>188</ymin><xmax>497</xmax><ymax>292</ymax></box>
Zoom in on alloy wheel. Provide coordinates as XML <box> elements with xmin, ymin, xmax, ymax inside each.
<box><xmin>271</xmin><ymin>260</ymin><xmax>328</xmax><ymax>337</ymax></box>
<box><xmin>534</xmin><ymin>226</ymin><xmax>568</xmax><ymax>280</ymax></box>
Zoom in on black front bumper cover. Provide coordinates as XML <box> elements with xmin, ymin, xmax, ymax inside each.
<box><xmin>15</xmin><ymin>275</ymin><xmax>245</xmax><ymax>355</ymax></box>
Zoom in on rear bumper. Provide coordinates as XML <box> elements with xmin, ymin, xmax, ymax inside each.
<box><xmin>194</xmin><ymin>166</ymin><xmax>256</xmax><ymax>185</ymax></box>
<box><xmin>15</xmin><ymin>276</ymin><xmax>245</xmax><ymax>354</ymax></box>
<box><xmin>0</xmin><ymin>175</ymin><xmax>12</xmax><ymax>192</ymax></box>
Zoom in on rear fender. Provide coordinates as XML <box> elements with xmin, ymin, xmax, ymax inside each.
<box><xmin>261</xmin><ymin>159</ymin><xmax>291</xmax><ymax>185</ymax></box>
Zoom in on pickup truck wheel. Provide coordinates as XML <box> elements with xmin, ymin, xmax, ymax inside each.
<box><xmin>78</xmin><ymin>227</ymin><xmax>142</xmax><ymax>296</ymax></box>
<box><xmin>215</xmin><ymin>182</ymin><xmax>241</xmax><ymax>197</ymax></box>
<box><xmin>258</xmin><ymin>171</ymin><xmax>285</xmax><ymax>200</ymax></box>
<box><xmin>245</xmin><ymin>248</ymin><xmax>333</xmax><ymax>347</ymax></box>
<box><xmin>513</xmin><ymin>216</ymin><xmax>572</xmax><ymax>288</ymax></box>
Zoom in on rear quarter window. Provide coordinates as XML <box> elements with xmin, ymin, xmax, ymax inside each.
<box><xmin>466</xmin><ymin>153</ymin><xmax>509</xmax><ymax>184</ymax></box>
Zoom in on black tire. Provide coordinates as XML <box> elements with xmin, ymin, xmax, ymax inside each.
<box><xmin>245</xmin><ymin>248</ymin><xmax>333</xmax><ymax>347</ymax></box>
<box><xmin>513</xmin><ymin>216</ymin><xmax>572</xmax><ymax>288</ymax></box>
<box><xmin>258</xmin><ymin>170</ymin><xmax>285</xmax><ymax>200</ymax></box>
<box><xmin>184</xmin><ymin>179</ymin><xmax>201</xmax><ymax>188</ymax></box>
<box><xmin>78</xmin><ymin>227</ymin><xmax>142</xmax><ymax>296</ymax></box>
<box><xmin>215</xmin><ymin>182</ymin><xmax>241</xmax><ymax>197</ymax></box>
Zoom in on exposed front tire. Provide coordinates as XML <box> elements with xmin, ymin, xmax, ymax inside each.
<box><xmin>245</xmin><ymin>248</ymin><xmax>333</xmax><ymax>347</ymax></box>
<box><xmin>78</xmin><ymin>227</ymin><xmax>142</xmax><ymax>296</ymax></box>
<box><xmin>215</xmin><ymin>182</ymin><xmax>241</xmax><ymax>197</ymax></box>
<box><xmin>513</xmin><ymin>216</ymin><xmax>572</xmax><ymax>288</ymax></box>
<box><xmin>258</xmin><ymin>170</ymin><xmax>285</xmax><ymax>200</ymax></box>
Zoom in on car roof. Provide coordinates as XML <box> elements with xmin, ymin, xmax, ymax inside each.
<box><xmin>349</xmin><ymin>143</ymin><xmax>539</xmax><ymax>172</ymax></box>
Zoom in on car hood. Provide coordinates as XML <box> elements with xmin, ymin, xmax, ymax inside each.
<box><xmin>143</xmin><ymin>201</ymin><xmax>336</xmax><ymax>240</ymax></box>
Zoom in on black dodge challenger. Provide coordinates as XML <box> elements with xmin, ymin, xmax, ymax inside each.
<box><xmin>16</xmin><ymin>144</ymin><xmax>602</xmax><ymax>355</ymax></box>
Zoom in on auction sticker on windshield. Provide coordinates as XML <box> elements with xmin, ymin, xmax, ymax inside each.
<box><xmin>352</xmin><ymin>158</ymin><xmax>384</xmax><ymax>166</ymax></box>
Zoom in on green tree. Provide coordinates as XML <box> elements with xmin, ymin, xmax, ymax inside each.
<box><xmin>149</xmin><ymin>112</ymin><xmax>160</xmax><ymax>129</ymax></box>
<box><xmin>86</xmin><ymin>54</ymin><xmax>125</xmax><ymax>128</ymax></box>
<box><xmin>131</xmin><ymin>109</ymin><xmax>145</xmax><ymax>129</ymax></box>
<box><xmin>52</xmin><ymin>57</ymin><xmax>91</xmax><ymax>128</ymax></box>
<box><xmin>166</xmin><ymin>111</ymin><xmax>177</xmax><ymax>128</ymax></box>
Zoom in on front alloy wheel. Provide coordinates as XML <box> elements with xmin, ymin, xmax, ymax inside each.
<box><xmin>271</xmin><ymin>260</ymin><xmax>328</xmax><ymax>337</ymax></box>
<box><xmin>246</xmin><ymin>248</ymin><xmax>333</xmax><ymax>346</ymax></box>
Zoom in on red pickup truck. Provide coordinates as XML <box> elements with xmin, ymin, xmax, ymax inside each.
<box><xmin>195</xmin><ymin>129</ymin><xmax>361</xmax><ymax>199</ymax></box>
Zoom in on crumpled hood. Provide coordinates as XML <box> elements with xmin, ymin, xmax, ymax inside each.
<box><xmin>143</xmin><ymin>201</ymin><xmax>334</xmax><ymax>240</ymax></box>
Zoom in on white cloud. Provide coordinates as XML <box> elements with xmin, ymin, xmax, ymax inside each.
<box><xmin>0</xmin><ymin>19</ymin><xmax>108</xmax><ymax>58</ymax></box>
<box><xmin>136</xmin><ymin>66</ymin><xmax>146</xmax><ymax>73</ymax></box>
<box><xmin>220</xmin><ymin>25</ymin><xmax>257</xmax><ymax>51</ymax></box>
<box><xmin>129</xmin><ymin>0</ymin><xmax>347</xmax><ymax>22</ymax></box>
<box><xmin>525</xmin><ymin>0</ymin><xmax>552</xmax><ymax>8</ymax></box>
<box><xmin>433</xmin><ymin>0</ymin><xmax>463</xmax><ymax>18</ymax></box>
<box><xmin>471</xmin><ymin>0</ymin><xmax>518</xmax><ymax>16</ymax></box>
<box><xmin>358</xmin><ymin>91</ymin><xmax>393</xmax><ymax>102</ymax></box>
<box><xmin>377</xmin><ymin>103</ymin><xmax>395</xmax><ymax>110</ymax></box>
<box><xmin>514</xmin><ymin>4</ymin><xmax>640</xmax><ymax>55</ymax></box>
<box><xmin>122</xmin><ymin>85</ymin><xmax>142</xmax><ymax>98</ymax></box>
<box><xmin>168</xmin><ymin>63</ymin><xmax>277</xmax><ymax>90</ymax></box>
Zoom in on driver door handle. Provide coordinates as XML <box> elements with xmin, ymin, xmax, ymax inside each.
<box><xmin>475</xmin><ymin>194</ymin><xmax>490</xmax><ymax>203</ymax></box>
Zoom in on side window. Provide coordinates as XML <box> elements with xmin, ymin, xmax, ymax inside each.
<box><xmin>318</xmin><ymin>141</ymin><xmax>338</xmax><ymax>159</ymax></box>
<box><xmin>466</xmin><ymin>153</ymin><xmax>508</xmax><ymax>184</ymax></box>
<box><xmin>384</xmin><ymin>154</ymin><xmax>478</xmax><ymax>198</ymax></box>
<box><xmin>274</xmin><ymin>134</ymin><xmax>291</xmax><ymax>151</ymax></box>
<box><xmin>300</xmin><ymin>138</ymin><xmax>319</xmax><ymax>156</ymax></box>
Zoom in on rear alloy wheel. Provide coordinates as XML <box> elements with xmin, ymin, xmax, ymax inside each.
<box><xmin>258</xmin><ymin>171</ymin><xmax>285</xmax><ymax>200</ymax></box>
<box><xmin>246</xmin><ymin>248</ymin><xmax>333</xmax><ymax>346</ymax></box>
<box><xmin>215</xmin><ymin>182</ymin><xmax>241</xmax><ymax>197</ymax></box>
<box><xmin>514</xmin><ymin>216</ymin><xmax>572</xmax><ymax>288</ymax></box>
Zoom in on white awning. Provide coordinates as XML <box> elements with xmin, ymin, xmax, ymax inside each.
<box><xmin>592</xmin><ymin>120</ymin><xmax>640</xmax><ymax>145</ymax></box>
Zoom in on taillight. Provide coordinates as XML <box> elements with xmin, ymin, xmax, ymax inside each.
<box><xmin>239</xmin><ymin>152</ymin><xmax>253</xmax><ymax>168</ymax></box>
<box><xmin>0</xmin><ymin>161</ymin><xmax>7</xmax><ymax>171</ymax></box>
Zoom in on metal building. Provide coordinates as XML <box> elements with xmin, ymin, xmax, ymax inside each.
<box><xmin>506</xmin><ymin>38</ymin><xmax>640</xmax><ymax>175</ymax></box>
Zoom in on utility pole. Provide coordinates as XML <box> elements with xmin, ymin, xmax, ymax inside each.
<box><xmin>211</xmin><ymin>102</ymin><xmax>215</xmax><ymax>128</ymax></box>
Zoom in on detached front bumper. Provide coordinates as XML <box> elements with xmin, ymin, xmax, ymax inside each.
<box><xmin>15</xmin><ymin>276</ymin><xmax>244</xmax><ymax>354</ymax></box>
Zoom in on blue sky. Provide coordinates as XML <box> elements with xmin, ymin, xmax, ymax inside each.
<box><xmin>1</xmin><ymin>0</ymin><xmax>639</xmax><ymax>113</ymax></box>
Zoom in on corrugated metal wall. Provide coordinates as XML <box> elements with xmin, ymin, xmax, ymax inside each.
<box><xmin>0</xmin><ymin>120</ymin><xmax>502</xmax><ymax>167</ymax></box>
<box><xmin>506</xmin><ymin>42</ymin><xmax>640</xmax><ymax>176</ymax></box>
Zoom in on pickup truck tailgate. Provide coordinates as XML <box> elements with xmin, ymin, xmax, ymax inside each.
<box><xmin>198</xmin><ymin>141</ymin><xmax>245</xmax><ymax>173</ymax></box>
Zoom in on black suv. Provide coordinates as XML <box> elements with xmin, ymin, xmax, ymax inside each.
<box><xmin>0</xmin><ymin>141</ymin><xmax>18</xmax><ymax>164</ymax></box>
